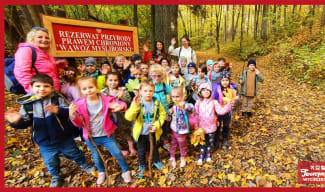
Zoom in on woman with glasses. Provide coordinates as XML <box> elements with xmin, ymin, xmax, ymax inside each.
<box><xmin>14</xmin><ymin>27</ymin><xmax>64</xmax><ymax>93</ymax></box>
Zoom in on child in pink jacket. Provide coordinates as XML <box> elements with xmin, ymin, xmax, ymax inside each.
<box><xmin>194</xmin><ymin>83</ymin><xmax>232</xmax><ymax>165</ymax></box>
<box><xmin>69</xmin><ymin>76</ymin><xmax>131</xmax><ymax>185</ymax></box>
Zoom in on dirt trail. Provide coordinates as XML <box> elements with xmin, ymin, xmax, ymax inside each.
<box><xmin>4</xmin><ymin>51</ymin><xmax>325</xmax><ymax>187</ymax></box>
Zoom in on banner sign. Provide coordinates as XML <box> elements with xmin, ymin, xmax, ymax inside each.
<box><xmin>41</xmin><ymin>15</ymin><xmax>139</xmax><ymax>57</ymax></box>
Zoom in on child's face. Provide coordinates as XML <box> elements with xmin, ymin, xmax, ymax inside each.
<box><xmin>116</xmin><ymin>58</ymin><xmax>124</xmax><ymax>67</ymax></box>
<box><xmin>149</xmin><ymin>60</ymin><xmax>156</xmax><ymax>65</ymax></box>
<box><xmin>161</xmin><ymin>60</ymin><xmax>169</xmax><ymax>69</ymax></box>
<box><xmin>79</xmin><ymin>80</ymin><xmax>98</xmax><ymax>98</ymax></box>
<box><xmin>86</xmin><ymin>65</ymin><xmax>97</xmax><ymax>74</ymax></box>
<box><xmin>219</xmin><ymin>61</ymin><xmax>225</xmax><ymax>67</ymax></box>
<box><xmin>134</xmin><ymin>60</ymin><xmax>142</xmax><ymax>65</ymax></box>
<box><xmin>198</xmin><ymin>68</ymin><xmax>205</xmax><ymax>79</ymax></box>
<box><xmin>140</xmin><ymin>64</ymin><xmax>149</xmax><ymax>76</ymax></box>
<box><xmin>133</xmin><ymin>69</ymin><xmax>142</xmax><ymax>80</ymax></box>
<box><xmin>30</xmin><ymin>82</ymin><xmax>53</xmax><ymax>99</ymax></box>
<box><xmin>140</xmin><ymin>85</ymin><xmax>155</xmax><ymax>102</ymax></box>
<box><xmin>200</xmin><ymin>88</ymin><xmax>211</xmax><ymax>99</ymax></box>
<box><xmin>129</xmin><ymin>65</ymin><xmax>136</xmax><ymax>74</ymax></box>
<box><xmin>151</xmin><ymin>73</ymin><xmax>163</xmax><ymax>84</ymax></box>
<box><xmin>221</xmin><ymin>78</ymin><xmax>230</xmax><ymax>88</ymax></box>
<box><xmin>171</xmin><ymin>91</ymin><xmax>183</xmax><ymax>103</ymax></box>
<box><xmin>171</xmin><ymin>65</ymin><xmax>180</xmax><ymax>75</ymax></box>
<box><xmin>181</xmin><ymin>60</ymin><xmax>187</xmax><ymax>68</ymax></box>
<box><xmin>188</xmin><ymin>67</ymin><xmax>195</xmax><ymax>74</ymax></box>
<box><xmin>248</xmin><ymin>64</ymin><xmax>256</xmax><ymax>71</ymax></box>
<box><xmin>101</xmin><ymin>64</ymin><xmax>111</xmax><ymax>73</ymax></box>
<box><xmin>106</xmin><ymin>75</ymin><xmax>119</xmax><ymax>90</ymax></box>
<box><xmin>214</xmin><ymin>64</ymin><xmax>220</xmax><ymax>73</ymax></box>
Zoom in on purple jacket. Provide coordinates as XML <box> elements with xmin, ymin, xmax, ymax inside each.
<box><xmin>212</xmin><ymin>82</ymin><xmax>239</xmax><ymax>104</ymax></box>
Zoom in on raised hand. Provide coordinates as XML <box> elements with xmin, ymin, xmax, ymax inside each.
<box><xmin>5</xmin><ymin>109</ymin><xmax>22</xmax><ymax>124</ymax></box>
<box><xmin>79</xmin><ymin>63</ymin><xmax>86</xmax><ymax>74</ymax></box>
<box><xmin>143</xmin><ymin>44</ymin><xmax>149</xmax><ymax>52</ymax></box>
<box><xmin>132</xmin><ymin>94</ymin><xmax>141</xmax><ymax>107</ymax></box>
<box><xmin>168</xmin><ymin>108</ymin><xmax>174</xmax><ymax>115</ymax></box>
<box><xmin>108</xmin><ymin>102</ymin><xmax>125</xmax><ymax>112</ymax></box>
<box><xmin>255</xmin><ymin>68</ymin><xmax>260</xmax><ymax>74</ymax></box>
<box><xmin>69</xmin><ymin>103</ymin><xmax>78</xmax><ymax>118</ymax></box>
<box><xmin>44</xmin><ymin>104</ymin><xmax>59</xmax><ymax>114</ymax></box>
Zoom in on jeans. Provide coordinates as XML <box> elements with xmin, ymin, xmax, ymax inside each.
<box><xmin>85</xmin><ymin>136</ymin><xmax>128</xmax><ymax>173</ymax></box>
<box><xmin>39</xmin><ymin>138</ymin><xmax>85</xmax><ymax>176</ymax></box>
<box><xmin>137</xmin><ymin>134</ymin><xmax>160</xmax><ymax>166</ymax></box>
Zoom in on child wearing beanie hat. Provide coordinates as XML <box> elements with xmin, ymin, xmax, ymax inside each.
<box><xmin>238</xmin><ymin>59</ymin><xmax>264</xmax><ymax>118</ymax></box>
<box><xmin>83</xmin><ymin>57</ymin><xmax>100</xmax><ymax>80</ymax></box>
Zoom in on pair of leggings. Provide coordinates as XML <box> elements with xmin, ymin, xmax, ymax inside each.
<box><xmin>170</xmin><ymin>131</ymin><xmax>188</xmax><ymax>158</ymax></box>
<box><xmin>216</xmin><ymin>113</ymin><xmax>231</xmax><ymax>143</ymax></box>
<box><xmin>198</xmin><ymin>132</ymin><xmax>215</xmax><ymax>155</ymax></box>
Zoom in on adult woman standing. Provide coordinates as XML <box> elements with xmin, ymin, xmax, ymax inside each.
<box><xmin>168</xmin><ymin>35</ymin><xmax>197</xmax><ymax>65</ymax></box>
<box><xmin>143</xmin><ymin>40</ymin><xmax>168</xmax><ymax>64</ymax></box>
<box><xmin>14</xmin><ymin>27</ymin><xmax>63</xmax><ymax>93</ymax></box>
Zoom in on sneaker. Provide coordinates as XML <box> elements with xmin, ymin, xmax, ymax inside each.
<box><xmin>153</xmin><ymin>161</ymin><xmax>165</xmax><ymax>170</ymax></box>
<box><xmin>180</xmin><ymin>157</ymin><xmax>186</xmax><ymax>168</ymax></box>
<box><xmin>206</xmin><ymin>153</ymin><xmax>212</xmax><ymax>162</ymax></box>
<box><xmin>121</xmin><ymin>171</ymin><xmax>131</xmax><ymax>183</ymax></box>
<box><xmin>96</xmin><ymin>172</ymin><xmax>106</xmax><ymax>185</ymax></box>
<box><xmin>49</xmin><ymin>175</ymin><xmax>61</xmax><ymax>187</ymax></box>
<box><xmin>80</xmin><ymin>163</ymin><xmax>96</xmax><ymax>173</ymax></box>
<box><xmin>162</xmin><ymin>143</ymin><xmax>170</xmax><ymax>152</ymax></box>
<box><xmin>197</xmin><ymin>154</ymin><xmax>204</xmax><ymax>165</ymax></box>
<box><xmin>169</xmin><ymin>158</ymin><xmax>176</xmax><ymax>168</ymax></box>
<box><xmin>223</xmin><ymin>139</ymin><xmax>229</xmax><ymax>147</ymax></box>
<box><xmin>138</xmin><ymin>165</ymin><xmax>146</xmax><ymax>179</ymax></box>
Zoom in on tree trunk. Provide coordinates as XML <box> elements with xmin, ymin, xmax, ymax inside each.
<box><xmin>246</xmin><ymin>6</ymin><xmax>250</xmax><ymax>37</ymax></box>
<box><xmin>292</xmin><ymin>5</ymin><xmax>296</xmax><ymax>15</ymax></box>
<box><xmin>283</xmin><ymin>5</ymin><xmax>287</xmax><ymax>26</ymax></box>
<box><xmin>224</xmin><ymin>5</ymin><xmax>227</xmax><ymax>44</ymax></box>
<box><xmin>178</xmin><ymin>9</ymin><xmax>188</xmax><ymax>36</ymax></box>
<box><xmin>231</xmin><ymin>5</ymin><xmax>235</xmax><ymax>42</ymax></box>
<box><xmin>261</xmin><ymin>5</ymin><xmax>269</xmax><ymax>41</ymax></box>
<box><xmin>272</xmin><ymin>5</ymin><xmax>277</xmax><ymax>33</ymax></box>
<box><xmin>309</xmin><ymin>5</ymin><xmax>315</xmax><ymax>35</ymax></box>
<box><xmin>133</xmin><ymin>5</ymin><xmax>138</xmax><ymax>26</ymax></box>
<box><xmin>254</xmin><ymin>5</ymin><xmax>260</xmax><ymax>40</ymax></box>
<box><xmin>84</xmin><ymin>5</ymin><xmax>89</xmax><ymax>20</ymax></box>
<box><xmin>216</xmin><ymin>5</ymin><xmax>222</xmax><ymax>54</ymax></box>
<box><xmin>189</xmin><ymin>7</ymin><xmax>192</xmax><ymax>37</ymax></box>
<box><xmin>20</xmin><ymin>5</ymin><xmax>35</xmax><ymax>28</ymax></box>
<box><xmin>240</xmin><ymin>5</ymin><xmax>244</xmax><ymax>54</ymax></box>
<box><xmin>321</xmin><ymin>5</ymin><xmax>325</xmax><ymax>27</ymax></box>
<box><xmin>26</xmin><ymin>5</ymin><xmax>44</xmax><ymax>27</ymax></box>
<box><xmin>151</xmin><ymin>5</ymin><xmax>155</xmax><ymax>48</ymax></box>
<box><xmin>154</xmin><ymin>5</ymin><xmax>178</xmax><ymax>50</ymax></box>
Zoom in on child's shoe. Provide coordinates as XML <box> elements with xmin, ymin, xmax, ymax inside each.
<box><xmin>121</xmin><ymin>171</ymin><xmax>131</xmax><ymax>183</ymax></box>
<box><xmin>153</xmin><ymin>161</ymin><xmax>165</xmax><ymax>170</ymax></box>
<box><xmin>197</xmin><ymin>154</ymin><xmax>204</xmax><ymax>165</ymax></box>
<box><xmin>206</xmin><ymin>153</ymin><xmax>212</xmax><ymax>162</ymax></box>
<box><xmin>162</xmin><ymin>142</ymin><xmax>170</xmax><ymax>152</ymax></box>
<box><xmin>96</xmin><ymin>172</ymin><xmax>106</xmax><ymax>185</ymax></box>
<box><xmin>180</xmin><ymin>157</ymin><xmax>186</xmax><ymax>168</ymax></box>
<box><xmin>169</xmin><ymin>158</ymin><xmax>176</xmax><ymax>168</ymax></box>
<box><xmin>49</xmin><ymin>175</ymin><xmax>61</xmax><ymax>187</ymax></box>
<box><xmin>80</xmin><ymin>162</ymin><xmax>96</xmax><ymax>173</ymax></box>
<box><xmin>223</xmin><ymin>138</ymin><xmax>229</xmax><ymax>147</ymax></box>
<box><xmin>138</xmin><ymin>165</ymin><xmax>146</xmax><ymax>179</ymax></box>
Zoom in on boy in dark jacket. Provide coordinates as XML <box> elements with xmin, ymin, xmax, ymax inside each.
<box><xmin>238</xmin><ymin>59</ymin><xmax>264</xmax><ymax>118</ymax></box>
<box><xmin>5</xmin><ymin>74</ymin><xmax>95</xmax><ymax>187</ymax></box>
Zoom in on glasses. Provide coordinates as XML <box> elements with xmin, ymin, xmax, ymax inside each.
<box><xmin>151</xmin><ymin>75</ymin><xmax>161</xmax><ymax>78</ymax></box>
<box><xmin>32</xmin><ymin>26</ymin><xmax>48</xmax><ymax>33</ymax></box>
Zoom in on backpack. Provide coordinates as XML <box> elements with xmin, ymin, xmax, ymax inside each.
<box><xmin>5</xmin><ymin>46</ymin><xmax>38</xmax><ymax>94</ymax></box>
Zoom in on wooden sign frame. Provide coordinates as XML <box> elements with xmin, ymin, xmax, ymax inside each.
<box><xmin>41</xmin><ymin>14</ymin><xmax>139</xmax><ymax>57</ymax></box>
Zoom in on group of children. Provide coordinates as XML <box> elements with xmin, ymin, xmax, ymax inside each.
<box><xmin>5</xmin><ymin>50</ymin><xmax>264</xmax><ymax>187</ymax></box>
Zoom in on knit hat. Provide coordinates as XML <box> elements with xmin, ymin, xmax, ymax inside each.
<box><xmin>100</xmin><ymin>60</ymin><xmax>110</xmax><ymax>67</ymax></box>
<box><xmin>131</xmin><ymin>54</ymin><xmax>142</xmax><ymax>63</ymax></box>
<box><xmin>85</xmin><ymin>57</ymin><xmax>97</xmax><ymax>66</ymax></box>
<box><xmin>206</xmin><ymin>60</ymin><xmax>214</xmax><ymax>67</ymax></box>
<box><xmin>198</xmin><ymin>82</ymin><xmax>212</xmax><ymax>93</ymax></box>
<box><xmin>247</xmin><ymin>59</ymin><xmax>256</xmax><ymax>67</ymax></box>
<box><xmin>187</xmin><ymin>62</ymin><xmax>196</xmax><ymax>68</ymax></box>
<box><xmin>220</xmin><ymin>71</ymin><xmax>231</xmax><ymax>80</ymax></box>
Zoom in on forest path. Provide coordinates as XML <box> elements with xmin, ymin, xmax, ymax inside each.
<box><xmin>4</xmin><ymin>51</ymin><xmax>325</xmax><ymax>187</ymax></box>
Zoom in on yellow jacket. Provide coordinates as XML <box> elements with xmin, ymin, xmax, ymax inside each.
<box><xmin>125</xmin><ymin>99</ymin><xmax>166</xmax><ymax>142</ymax></box>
